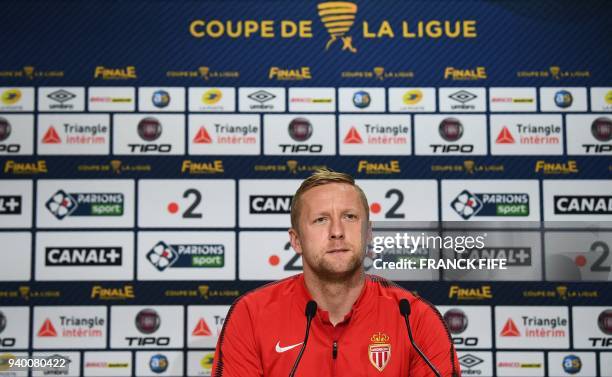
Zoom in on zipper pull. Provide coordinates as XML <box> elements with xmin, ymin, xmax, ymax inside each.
<box><xmin>332</xmin><ymin>340</ymin><xmax>338</xmax><ymax>359</ymax></box>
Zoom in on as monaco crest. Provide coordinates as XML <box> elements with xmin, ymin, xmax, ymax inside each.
<box><xmin>368</xmin><ymin>332</ymin><xmax>391</xmax><ymax>372</ymax></box>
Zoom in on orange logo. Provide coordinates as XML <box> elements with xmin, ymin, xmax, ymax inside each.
<box><xmin>193</xmin><ymin>127</ymin><xmax>213</xmax><ymax>144</ymax></box>
<box><xmin>38</xmin><ymin>319</ymin><xmax>57</xmax><ymax>337</ymax></box>
<box><xmin>500</xmin><ymin>318</ymin><xmax>520</xmax><ymax>337</ymax></box>
<box><xmin>343</xmin><ymin>127</ymin><xmax>363</xmax><ymax>144</ymax></box>
<box><xmin>496</xmin><ymin>126</ymin><xmax>515</xmax><ymax>144</ymax></box>
<box><xmin>192</xmin><ymin>318</ymin><xmax>213</xmax><ymax>336</ymax></box>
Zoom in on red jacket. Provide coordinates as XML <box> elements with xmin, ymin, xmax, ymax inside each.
<box><xmin>212</xmin><ymin>274</ymin><xmax>460</xmax><ymax>377</ymax></box>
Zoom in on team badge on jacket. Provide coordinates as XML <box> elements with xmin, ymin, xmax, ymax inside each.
<box><xmin>369</xmin><ymin>332</ymin><xmax>391</xmax><ymax>372</ymax></box>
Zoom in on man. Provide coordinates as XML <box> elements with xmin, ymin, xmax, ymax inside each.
<box><xmin>212</xmin><ymin>169</ymin><xmax>460</xmax><ymax>376</ymax></box>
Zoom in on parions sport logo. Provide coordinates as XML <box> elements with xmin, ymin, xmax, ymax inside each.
<box><xmin>45</xmin><ymin>190</ymin><xmax>124</xmax><ymax>219</ymax></box>
<box><xmin>451</xmin><ymin>190</ymin><xmax>530</xmax><ymax>219</ymax></box>
<box><xmin>147</xmin><ymin>241</ymin><xmax>225</xmax><ymax>271</ymax></box>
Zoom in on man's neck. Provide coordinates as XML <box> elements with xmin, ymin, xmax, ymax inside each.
<box><xmin>304</xmin><ymin>271</ymin><xmax>365</xmax><ymax>326</ymax></box>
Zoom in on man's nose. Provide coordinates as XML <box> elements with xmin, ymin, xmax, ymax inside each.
<box><xmin>329</xmin><ymin>218</ymin><xmax>345</xmax><ymax>239</ymax></box>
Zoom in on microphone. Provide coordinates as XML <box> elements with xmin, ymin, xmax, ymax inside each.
<box><xmin>289</xmin><ymin>300</ymin><xmax>317</xmax><ymax>377</ymax></box>
<box><xmin>398</xmin><ymin>299</ymin><xmax>442</xmax><ymax>377</ymax></box>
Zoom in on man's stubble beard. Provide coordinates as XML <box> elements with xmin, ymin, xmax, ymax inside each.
<box><xmin>304</xmin><ymin>247</ymin><xmax>365</xmax><ymax>283</ymax></box>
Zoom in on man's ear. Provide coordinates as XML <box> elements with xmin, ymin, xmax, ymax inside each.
<box><xmin>366</xmin><ymin>220</ymin><xmax>373</xmax><ymax>246</ymax></box>
<box><xmin>288</xmin><ymin>227</ymin><xmax>303</xmax><ymax>255</ymax></box>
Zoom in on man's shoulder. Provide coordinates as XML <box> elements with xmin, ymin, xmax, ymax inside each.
<box><xmin>233</xmin><ymin>274</ymin><xmax>301</xmax><ymax>310</ymax></box>
<box><xmin>365</xmin><ymin>274</ymin><xmax>439</xmax><ymax>316</ymax></box>
<box><xmin>366</xmin><ymin>274</ymin><xmax>417</xmax><ymax>301</ymax></box>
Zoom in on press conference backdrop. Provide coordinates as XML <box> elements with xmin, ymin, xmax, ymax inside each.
<box><xmin>0</xmin><ymin>0</ymin><xmax>611</xmax><ymax>376</ymax></box>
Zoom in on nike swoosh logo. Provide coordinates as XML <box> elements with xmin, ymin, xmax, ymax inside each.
<box><xmin>275</xmin><ymin>341</ymin><xmax>303</xmax><ymax>353</ymax></box>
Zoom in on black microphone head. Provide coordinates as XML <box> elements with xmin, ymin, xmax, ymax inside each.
<box><xmin>399</xmin><ymin>299</ymin><xmax>411</xmax><ymax>316</ymax></box>
<box><xmin>305</xmin><ymin>300</ymin><xmax>317</xmax><ymax>319</ymax></box>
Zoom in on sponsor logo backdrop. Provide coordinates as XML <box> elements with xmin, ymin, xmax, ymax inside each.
<box><xmin>0</xmin><ymin>1</ymin><xmax>611</xmax><ymax>376</ymax></box>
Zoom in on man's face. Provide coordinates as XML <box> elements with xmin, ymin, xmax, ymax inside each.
<box><xmin>289</xmin><ymin>183</ymin><xmax>371</xmax><ymax>282</ymax></box>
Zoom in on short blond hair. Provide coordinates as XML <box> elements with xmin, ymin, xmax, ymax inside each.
<box><xmin>290</xmin><ymin>168</ymin><xmax>369</xmax><ymax>230</ymax></box>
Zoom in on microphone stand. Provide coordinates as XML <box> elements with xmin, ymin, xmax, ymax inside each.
<box><xmin>289</xmin><ymin>300</ymin><xmax>317</xmax><ymax>377</ymax></box>
<box><xmin>399</xmin><ymin>299</ymin><xmax>442</xmax><ymax>377</ymax></box>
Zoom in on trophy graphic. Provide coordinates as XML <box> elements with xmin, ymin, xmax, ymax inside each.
<box><xmin>549</xmin><ymin>66</ymin><xmax>561</xmax><ymax>80</ymax></box>
<box><xmin>23</xmin><ymin>66</ymin><xmax>35</xmax><ymax>80</ymax></box>
<box><xmin>286</xmin><ymin>160</ymin><xmax>299</xmax><ymax>174</ymax></box>
<box><xmin>198</xmin><ymin>285</ymin><xmax>210</xmax><ymax>299</ymax></box>
<box><xmin>199</xmin><ymin>66</ymin><xmax>210</xmax><ymax>80</ymax></box>
<box><xmin>110</xmin><ymin>160</ymin><xmax>122</xmax><ymax>174</ymax></box>
<box><xmin>463</xmin><ymin>160</ymin><xmax>475</xmax><ymax>174</ymax></box>
<box><xmin>556</xmin><ymin>285</ymin><xmax>568</xmax><ymax>300</ymax></box>
<box><xmin>317</xmin><ymin>2</ymin><xmax>358</xmax><ymax>53</ymax></box>
<box><xmin>19</xmin><ymin>286</ymin><xmax>30</xmax><ymax>300</ymax></box>
<box><xmin>373</xmin><ymin>66</ymin><xmax>385</xmax><ymax>80</ymax></box>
